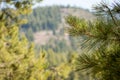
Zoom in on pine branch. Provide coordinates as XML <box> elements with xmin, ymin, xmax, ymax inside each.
<box><xmin>103</xmin><ymin>3</ymin><xmax>118</xmax><ymax>26</ymax></box>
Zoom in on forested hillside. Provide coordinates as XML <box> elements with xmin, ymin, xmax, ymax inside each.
<box><xmin>21</xmin><ymin>6</ymin><xmax>95</xmax><ymax>52</ymax></box>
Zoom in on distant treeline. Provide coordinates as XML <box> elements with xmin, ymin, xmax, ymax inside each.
<box><xmin>22</xmin><ymin>6</ymin><xmax>61</xmax><ymax>32</ymax></box>
<box><xmin>21</xmin><ymin>6</ymin><xmax>61</xmax><ymax>41</ymax></box>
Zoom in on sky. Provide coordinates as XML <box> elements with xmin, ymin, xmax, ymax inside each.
<box><xmin>35</xmin><ymin>0</ymin><xmax>114</xmax><ymax>10</ymax></box>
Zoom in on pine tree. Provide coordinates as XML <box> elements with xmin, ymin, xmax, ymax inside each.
<box><xmin>0</xmin><ymin>0</ymin><xmax>49</xmax><ymax>80</ymax></box>
<box><xmin>66</xmin><ymin>1</ymin><xmax>120</xmax><ymax>80</ymax></box>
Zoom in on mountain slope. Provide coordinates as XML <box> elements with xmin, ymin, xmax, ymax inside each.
<box><xmin>22</xmin><ymin>6</ymin><xmax>95</xmax><ymax>52</ymax></box>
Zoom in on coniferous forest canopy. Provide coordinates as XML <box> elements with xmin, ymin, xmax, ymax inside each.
<box><xmin>0</xmin><ymin>0</ymin><xmax>120</xmax><ymax>80</ymax></box>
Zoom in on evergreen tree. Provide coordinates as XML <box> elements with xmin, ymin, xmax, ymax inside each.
<box><xmin>66</xmin><ymin>1</ymin><xmax>120</xmax><ymax>80</ymax></box>
<box><xmin>0</xmin><ymin>0</ymin><xmax>49</xmax><ymax>80</ymax></box>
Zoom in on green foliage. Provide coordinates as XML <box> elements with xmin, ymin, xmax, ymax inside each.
<box><xmin>0</xmin><ymin>1</ymin><xmax>49</xmax><ymax>80</ymax></box>
<box><xmin>66</xmin><ymin>1</ymin><xmax>120</xmax><ymax>80</ymax></box>
<box><xmin>0</xmin><ymin>12</ymin><xmax>48</xmax><ymax>80</ymax></box>
<box><xmin>41</xmin><ymin>49</ymin><xmax>89</xmax><ymax>80</ymax></box>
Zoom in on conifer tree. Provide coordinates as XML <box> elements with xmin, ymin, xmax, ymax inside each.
<box><xmin>0</xmin><ymin>0</ymin><xmax>49</xmax><ymax>80</ymax></box>
<box><xmin>66</xmin><ymin>1</ymin><xmax>120</xmax><ymax>80</ymax></box>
